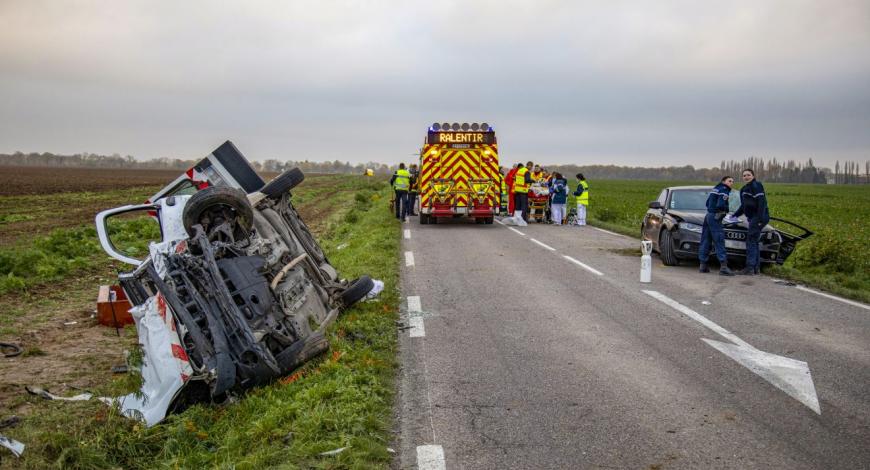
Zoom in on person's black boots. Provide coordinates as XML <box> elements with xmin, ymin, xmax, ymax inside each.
<box><xmin>719</xmin><ymin>264</ymin><xmax>735</xmax><ymax>276</ymax></box>
<box><xmin>738</xmin><ymin>266</ymin><xmax>757</xmax><ymax>275</ymax></box>
<box><xmin>699</xmin><ymin>263</ymin><xmax>710</xmax><ymax>273</ymax></box>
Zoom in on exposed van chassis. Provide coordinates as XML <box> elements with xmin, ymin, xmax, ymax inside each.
<box><xmin>95</xmin><ymin>141</ymin><xmax>371</xmax><ymax>423</ymax></box>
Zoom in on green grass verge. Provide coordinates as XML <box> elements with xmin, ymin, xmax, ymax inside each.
<box><xmin>2</xmin><ymin>179</ymin><xmax>400</xmax><ymax>469</ymax></box>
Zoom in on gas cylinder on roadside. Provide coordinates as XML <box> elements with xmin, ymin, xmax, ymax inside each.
<box><xmin>640</xmin><ymin>240</ymin><xmax>653</xmax><ymax>283</ymax></box>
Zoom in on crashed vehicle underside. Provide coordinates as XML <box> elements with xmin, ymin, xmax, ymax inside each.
<box><xmin>96</xmin><ymin>141</ymin><xmax>372</xmax><ymax>424</ymax></box>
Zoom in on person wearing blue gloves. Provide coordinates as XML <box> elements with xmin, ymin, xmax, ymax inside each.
<box><xmin>699</xmin><ymin>176</ymin><xmax>735</xmax><ymax>276</ymax></box>
<box><xmin>732</xmin><ymin>168</ymin><xmax>770</xmax><ymax>275</ymax></box>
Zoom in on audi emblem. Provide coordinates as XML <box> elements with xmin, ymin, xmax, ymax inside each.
<box><xmin>725</xmin><ymin>231</ymin><xmax>746</xmax><ymax>240</ymax></box>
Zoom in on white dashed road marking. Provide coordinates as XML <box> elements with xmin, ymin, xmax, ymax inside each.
<box><xmin>404</xmin><ymin>229</ymin><xmax>411</xmax><ymax>239</ymax></box>
<box><xmin>416</xmin><ymin>445</ymin><xmax>446</xmax><ymax>470</ymax></box>
<box><xmin>407</xmin><ymin>295</ymin><xmax>425</xmax><ymax>338</ymax></box>
<box><xmin>795</xmin><ymin>285</ymin><xmax>870</xmax><ymax>311</ymax></box>
<box><xmin>530</xmin><ymin>238</ymin><xmax>556</xmax><ymax>251</ymax></box>
<box><xmin>563</xmin><ymin>255</ymin><xmax>604</xmax><ymax>276</ymax></box>
<box><xmin>508</xmin><ymin>227</ymin><xmax>525</xmax><ymax>236</ymax></box>
<box><xmin>405</xmin><ymin>251</ymin><xmax>415</xmax><ymax>267</ymax></box>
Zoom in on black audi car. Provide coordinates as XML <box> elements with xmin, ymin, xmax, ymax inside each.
<box><xmin>641</xmin><ymin>186</ymin><xmax>812</xmax><ymax>267</ymax></box>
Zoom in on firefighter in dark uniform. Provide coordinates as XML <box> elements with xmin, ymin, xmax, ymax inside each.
<box><xmin>699</xmin><ymin>176</ymin><xmax>735</xmax><ymax>276</ymax></box>
<box><xmin>732</xmin><ymin>168</ymin><xmax>769</xmax><ymax>275</ymax></box>
<box><xmin>408</xmin><ymin>163</ymin><xmax>420</xmax><ymax>216</ymax></box>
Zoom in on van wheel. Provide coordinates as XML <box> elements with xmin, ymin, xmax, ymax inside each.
<box><xmin>339</xmin><ymin>276</ymin><xmax>374</xmax><ymax>309</ymax></box>
<box><xmin>261</xmin><ymin>168</ymin><xmax>304</xmax><ymax>199</ymax></box>
<box><xmin>420</xmin><ymin>213</ymin><xmax>429</xmax><ymax>225</ymax></box>
<box><xmin>183</xmin><ymin>186</ymin><xmax>254</xmax><ymax>239</ymax></box>
<box><xmin>659</xmin><ymin>229</ymin><xmax>679</xmax><ymax>266</ymax></box>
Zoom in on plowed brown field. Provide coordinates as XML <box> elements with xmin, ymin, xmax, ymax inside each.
<box><xmin>0</xmin><ymin>166</ymin><xmax>183</xmax><ymax>196</ymax></box>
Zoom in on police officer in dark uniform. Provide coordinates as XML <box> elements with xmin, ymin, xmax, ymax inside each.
<box><xmin>699</xmin><ymin>176</ymin><xmax>735</xmax><ymax>276</ymax></box>
<box><xmin>732</xmin><ymin>168</ymin><xmax>769</xmax><ymax>275</ymax></box>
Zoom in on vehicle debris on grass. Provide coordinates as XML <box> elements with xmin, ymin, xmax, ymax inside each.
<box><xmin>25</xmin><ymin>386</ymin><xmax>93</xmax><ymax>402</ymax></box>
<box><xmin>0</xmin><ymin>434</ymin><xmax>25</xmax><ymax>458</ymax></box>
<box><xmin>0</xmin><ymin>342</ymin><xmax>22</xmax><ymax>358</ymax></box>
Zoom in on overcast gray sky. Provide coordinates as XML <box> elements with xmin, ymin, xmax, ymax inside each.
<box><xmin>1</xmin><ymin>0</ymin><xmax>869</xmax><ymax>168</ymax></box>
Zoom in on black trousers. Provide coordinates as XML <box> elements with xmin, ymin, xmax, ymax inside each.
<box><xmin>409</xmin><ymin>191</ymin><xmax>418</xmax><ymax>215</ymax></box>
<box><xmin>514</xmin><ymin>192</ymin><xmax>529</xmax><ymax>221</ymax></box>
<box><xmin>394</xmin><ymin>190</ymin><xmax>409</xmax><ymax>220</ymax></box>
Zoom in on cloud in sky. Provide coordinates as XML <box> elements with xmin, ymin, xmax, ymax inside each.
<box><xmin>1</xmin><ymin>0</ymin><xmax>868</xmax><ymax>168</ymax></box>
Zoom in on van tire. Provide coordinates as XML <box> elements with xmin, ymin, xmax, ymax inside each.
<box><xmin>183</xmin><ymin>186</ymin><xmax>254</xmax><ymax>238</ymax></box>
<box><xmin>261</xmin><ymin>168</ymin><xmax>304</xmax><ymax>199</ymax></box>
<box><xmin>339</xmin><ymin>275</ymin><xmax>374</xmax><ymax>308</ymax></box>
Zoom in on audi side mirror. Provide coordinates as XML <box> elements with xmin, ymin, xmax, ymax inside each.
<box><xmin>648</xmin><ymin>201</ymin><xmax>663</xmax><ymax>209</ymax></box>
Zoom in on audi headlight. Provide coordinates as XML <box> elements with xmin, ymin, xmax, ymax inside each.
<box><xmin>679</xmin><ymin>222</ymin><xmax>703</xmax><ymax>233</ymax></box>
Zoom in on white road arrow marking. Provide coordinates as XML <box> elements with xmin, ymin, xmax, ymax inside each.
<box><xmin>643</xmin><ymin>290</ymin><xmax>820</xmax><ymax>414</ymax></box>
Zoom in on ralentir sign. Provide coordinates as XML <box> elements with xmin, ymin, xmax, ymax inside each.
<box><xmin>428</xmin><ymin>132</ymin><xmax>496</xmax><ymax>144</ymax></box>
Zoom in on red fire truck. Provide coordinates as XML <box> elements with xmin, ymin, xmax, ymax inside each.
<box><xmin>418</xmin><ymin>122</ymin><xmax>501</xmax><ymax>224</ymax></box>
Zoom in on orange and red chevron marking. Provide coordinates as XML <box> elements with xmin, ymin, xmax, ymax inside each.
<box><xmin>419</xmin><ymin>144</ymin><xmax>500</xmax><ymax>209</ymax></box>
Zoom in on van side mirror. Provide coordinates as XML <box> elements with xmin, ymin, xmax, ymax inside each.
<box><xmin>648</xmin><ymin>201</ymin><xmax>663</xmax><ymax>209</ymax></box>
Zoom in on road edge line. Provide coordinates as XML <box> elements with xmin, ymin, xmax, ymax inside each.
<box><xmin>794</xmin><ymin>285</ymin><xmax>870</xmax><ymax>311</ymax></box>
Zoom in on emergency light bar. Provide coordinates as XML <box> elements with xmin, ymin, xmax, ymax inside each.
<box><xmin>429</xmin><ymin>122</ymin><xmax>494</xmax><ymax>132</ymax></box>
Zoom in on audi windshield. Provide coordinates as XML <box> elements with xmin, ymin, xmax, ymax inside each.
<box><xmin>669</xmin><ymin>189</ymin><xmax>740</xmax><ymax>212</ymax></box>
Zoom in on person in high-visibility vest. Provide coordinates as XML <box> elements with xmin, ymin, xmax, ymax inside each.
<box><xmin>514</xmin><ymin>163</ymin><xmax>532</xmax><ymax>222</ymax></box>
<box><xmin>390</xmin><ymin>163</ymin><xmax>411</xmax><ymax>222</ymax></box>
<box><xmin>530</xmin><ymin>165</ymin><xmax>545</xmax><ymax>183</ymax></box>
<box><xmin>572</xmin><ymin>173</ymin><xmax>589</xmax><ymax>226</ymax></box>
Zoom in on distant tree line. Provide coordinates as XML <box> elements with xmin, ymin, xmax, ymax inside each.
<box><xmin>0</xmin><ymin>151</ymin><xmax>394</xmax><ymax>175</ymax></box>
<box><xmin>832</xmin><ymin>160</ymin><xmax>870</xmax><ymax>185</ymax></box>
<box><xmin>548</xmin><ymin>157</ymin><xmax>869</xmax><ymax>184</ymax></box>
<box><xmin>2</xmin><ymin>151</ymin><xmax>867</xmax><ymax>183</ymax></box>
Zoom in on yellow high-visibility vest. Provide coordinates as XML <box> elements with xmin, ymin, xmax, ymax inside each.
<box><xmin>393</xmin><ymin>169</ymin><xmax>410</xmax><ymax>190</ymax></box>
<box><xmin>514</xmin><ymin>168</ymin><xmax>530</xmax><ymax>193</ymax></box>
<box><xmin>578</xmin><ymin>180</ymin><xmax>589</xmax><ymax>206</ymax></box>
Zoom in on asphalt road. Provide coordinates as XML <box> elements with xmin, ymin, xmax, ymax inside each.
<box><xmin>395</xmin><ymin>219</ymin><xmax>870</xmax><ymax>470</ymax></box>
